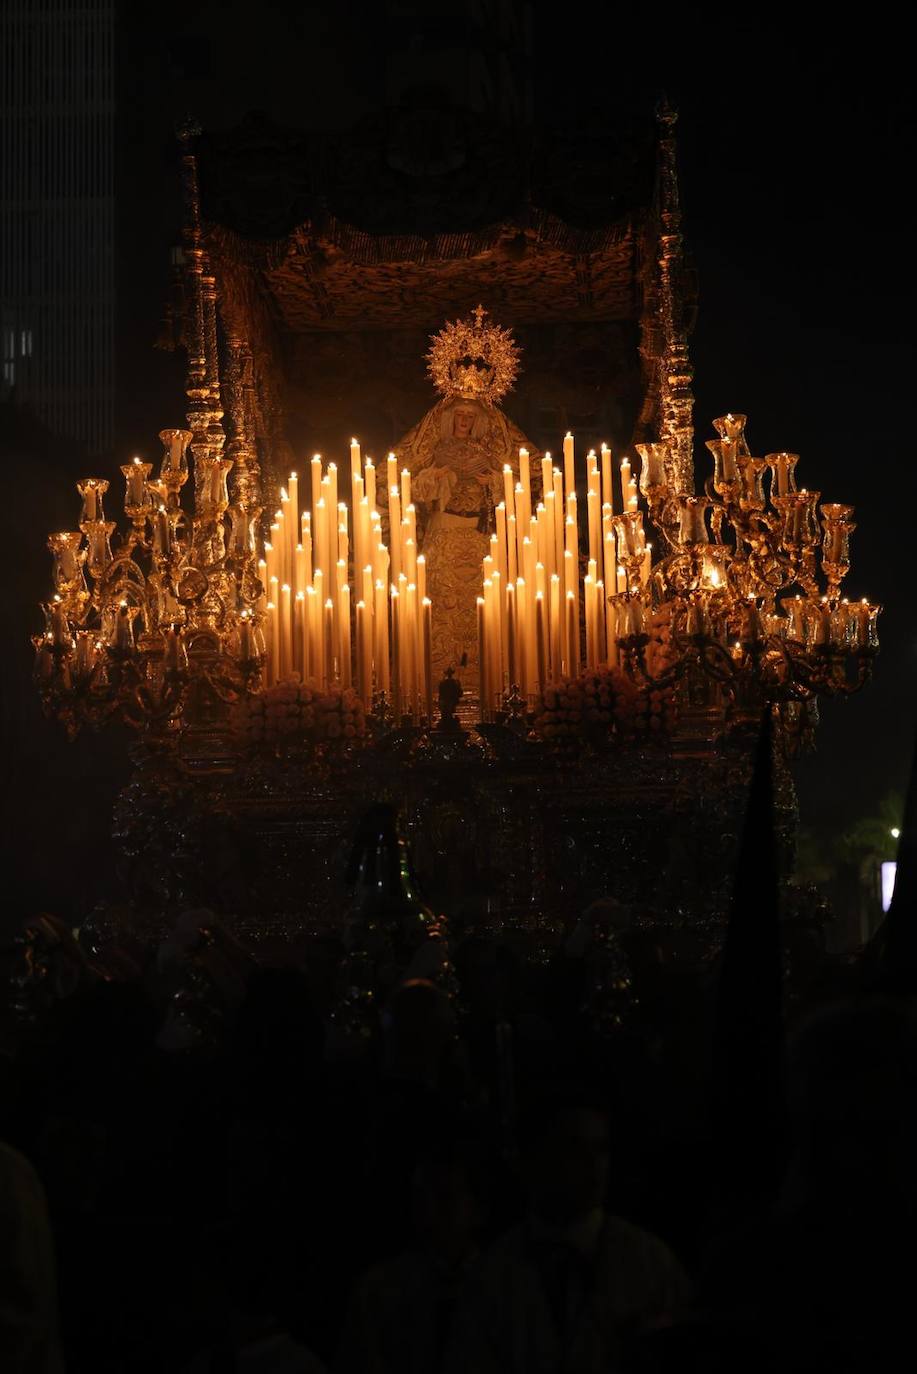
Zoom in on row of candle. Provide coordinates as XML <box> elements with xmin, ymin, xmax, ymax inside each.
<box><xmin>259</xmin><ymin>444</ymin><xmax>433</xmax><ymax>718</ymax></box>
<box><xmin>477</xmin><ymin>435</ymin><xmax>653</xmax><ymax>711</ymax></box>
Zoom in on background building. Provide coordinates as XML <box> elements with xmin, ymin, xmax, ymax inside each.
<box><xmin>1</xmin><ymin>0</ymin><xmax>115</xmax><ymax>458</ymax></box>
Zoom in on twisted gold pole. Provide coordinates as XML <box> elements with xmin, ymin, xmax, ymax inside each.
<box><xmin>655</xmin><ymin>98</ymin><xmax>695</xmax><ymax>499</ymax></box>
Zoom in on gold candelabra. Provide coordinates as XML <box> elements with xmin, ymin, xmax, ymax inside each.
<box><xmin>34</xmin><ymin>429</ymin><xmax>265</xmax><ymax>738</ymax></box>
<box><xmin>476</xmin><ymin>412</ymin><xmax>879</xmax><ymax>750</ymax></box>
<box><xmin>625</xmin><ymin>411</ymin><xmax>880</xmax><ymax>719</ymax></box>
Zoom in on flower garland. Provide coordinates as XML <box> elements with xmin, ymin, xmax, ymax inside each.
<box><xmin>533</xmin><ymin>665</ymin><xmax>676</xmax><ymax>749</ymax></box>
<box><xmin>229</xmin><ymin>681</ymin><xmax>368</xmax><ymax>750</ymax></box>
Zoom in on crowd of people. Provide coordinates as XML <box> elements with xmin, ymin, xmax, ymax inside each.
<box><xmin>2</xmin><ymin>856</ymin><xmax>916</xmax><ymax>1374</ymax></box>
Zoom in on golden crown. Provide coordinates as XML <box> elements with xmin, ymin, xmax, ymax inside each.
<box><xmin>426</xmin><ymin>305</ymin><xmax>521</xmax><ymax>405</ymax></box>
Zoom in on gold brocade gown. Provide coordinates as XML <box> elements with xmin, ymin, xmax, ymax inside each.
<box><xmin>392</xmin><ymin>398</ymin><xmax>540</xmax><ymax>695</ymax></box>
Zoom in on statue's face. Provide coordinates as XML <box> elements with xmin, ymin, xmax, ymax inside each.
<box><xmin>452</xmin><ymin>407</ymin><xmax>476</xmax><ymax>438</ymax></box>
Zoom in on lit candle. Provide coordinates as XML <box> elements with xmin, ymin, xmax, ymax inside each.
<box><xmin>122</xmin><ymin>457</ymin><xmax>150</xmax><ymax>512</ymax></box>
<box><xmin>543</xmin><ymin>493</ymin><xmax>556</xmax><ymax>582</ymax></box>
<box><xmin>552</xmin><ymin>470</ymin><xmax>565</xmax><ymax>576</ymax></box>
<box><xmin>523</xmin><ymin>535</ymin><xmax>536</xmax><ymax>592</ymax></box>
<box><xmin>287</xmin><ymin>472</ymin><xmax>299</xmax><ymax>574</ymax></box>
<box><xmin>352</xmin><ymin>473</ymin><xmax>364</xmax><ymax>575</ymax></box>
<box><xmin>541</xmin><ymin>452</ymin><xmax>553</xmax><ymax>504</ymax></box>
<box><xmin>519</xmin><ymin>447</ymin><xmax>531</xmax><ymax>507</ymax></box>
<box><xmin>358</xmin><ymin>497</ymin><xmax>370</xmax><ymax>584</ymax></box>
<box><xmin>535</xmin><ymin>590</ymin><xmax>547</xmax><ymax>692</ymax></box>
<box><xmin>585</xmin><ymin>567</ymin><xmax>597</xmax><ymax>669</ymax></box>
<box><xmin>550</xmin><ymin>573</ymin><xmax>562</xmax><ymax>680</ymax></box>
<box><xmin>563</xmin><ymin>432</ymin><xmax>574</xmax><ymax>499</ymax></box>
<box><xmin>416</xmin><ymin>552</ymin><xmax>426</xmax><ymax>603</ymax></box>
<box><xmin>280</xmin><ymin>584</ymin><xmax>293</xmax><ymax>679</ymax></box>
<box><xmin>503</xmin><ymin>464</ymin><xmax>516</xmax><ymax>518</ymax></box>
<box><xmin>308</xmin><ymin>585</ymin><xmax>321</xmax><ymax>685</ymax></box>
<box><xmin>340</xmin><ymin>583</ymin><xmax>352</xmax><ymax>688</ymax></box>
<box><xmin>642</xmin><ymin>543</ymin><xmax>652</xmax><ymax>585</ymax></box>
<box><xmin>534</xmin><ymin>506</ymin><xmax>547</xmax><ymax>572</ymax></box>
<box><xmin>46</xmin><ymin>596</ymin><xmax>69</xmax><ymax>648</ymax></box>
<box><xmin>565</xmin><ymin>590</ymin><xmax>577</xmax><ymax>677</ymax></box>
<box><xmin>587</xmin><ymin>488</ymin><xmax>600</xmax><ymax>565</ymax></box>
<box><xmin>494</xmin><ymin>507</ymin><xmax>507</xmax><ymax>586</ymax></box>
<box><xmin>375</xmin><ymin>579</ymin><xmax>390</xmax><ymax>696</ymax></box>
<box><xmin>327</xmin><ymin>463</ymin><xmax>338</xmax><ymax>528</ymax></box>
<box><xmin>422</xmin><ymin>597</ymin><xmax>433</xmax><ymax>722</ymax></box>
<box><xmin>603</xmin><ymin>530</ymin><xmax>615</xmax><ymax>603</ymax></box>
<box><xmin>387</xmin><ymin>452</ymin><xmax>398</xmax><ymax>498</ymax></box>
<box><xmin>506</xmin><ymin>580</ymin><xmax>517</xmax><ymax>688</ymax></box>
<box><xmin>400</xmin><ymin>467</ymin><xmax>411</xmax><ymax>512</ymax></box>
<box><xmin>301</xmin><ymin>521</ymin><xmax>313</xmax><ymax>586</ymax></box>
<box><xmin>477</xmin><ymin>596</ymin><xmax>488</xmax><ymax>719</ymax></box>
<box><xmin>606</xmin><ymin>585</ymin><xmax>618</xmax><ymax>668</ymax></box>
<box><xmin>523</xmin><ymin>577</ymin><xmax>538</xmax><ymax>695</ymax></box>
<box><xmin>74</xmin><ymin>629</ymin><xmax>98</xmax><ymax>676</ymax></box>
<box><xmin>356</xmin><ymin>599</ymin><xmax>367</xmax><ymax>706</ymax></box>
<box><xmin>311</xmin><ymin>454</ymin><xmax>322</xmax><ymax>522</ymax></box>
<box><xmin>491</xmin><ymin>570</ymin><xmax>504</xmax><ymax>696</ymax></box>
<box><xmin>517</xmin><ymin>478</ymin><xmax>531</xmax><ymax>536</ymax></box>
<box><xmin>296</xmin><ymin>591</ymin><xmax>308</xmax><ymax>679</ymax></box>
<box><xmin>619</xmin><ymin>457</ymin><xmax>631</xmax><ymax>510</ymax></box>
<box><xmin>152</xmin><ymin>506</ymin><xmax>171</xmax><ymax>558</ymax></box>
<box><xmin>294</xmin><ymin>542</ymin><xmax>307</xmax><ymax>596</ymax></box>
<box><xmin>365</xmin><ymin>459</ymin><xmax>376</xmax><ymax>514</ymax></box>
<box><xmin>265</xmin><ymin>601</ymin><xmax>277</xmax><ymax>685</ymax></box>
<box><xmin>406</xmin><ymin>581</ymin><xmax>419</xmax><ymax>719</ymax></box>
<box><xmin>601</xmin><ymin>444</ymin><xmax>613</xmax><ymax>514</ymax></box>
<box><xmin>315</xmin><ymin>492</ymin><xmax>328</xmax><ymax>581</ymax></box>
<box><xmin>78</xmin><ymin>477</ymin><xmax>108</xmax><ymax>526</ymax></box>
<box><xmin>361</xmin><ymin>593</ymin><xmax>373</xmax><ymax>705</ymax></box>
<box><xmin>350</xmin><ymin>438</ymin><xmax>362</xmax><ymax>487</ymax></box>
<box><xmin>515</xmin><ymin>578</ymin><xmax>529</xmax><ymax>696</ymax></box>
<box><xmin>389</xmin><ymin>486</ymin><xmax>402</xmax><ymax>580</ymax></box>
<box><xmin>274</xmin><ymin>509</ymin><xmax>288</xmax><ymax>588</ymax></box>
<box><xmin>390</xmin><ymin>586</ymin><xmax>401</xmax><ymax>716</ymax></box>
<box><xmin>404</xmin><ymin>535</ymin><xmax>417</xmax><ymax>586</ymax></box>
<box><xmin>324</xmin><ymin>598</ymin><xmax>335</xmax><ymax>686</ymax></box>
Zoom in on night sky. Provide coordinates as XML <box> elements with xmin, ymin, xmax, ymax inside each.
<box><xmin>10</xmin><ymin>8</ymin><xmax>911</xmax><ymax>921</ymax></box>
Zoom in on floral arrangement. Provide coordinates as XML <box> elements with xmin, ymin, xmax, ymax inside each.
<box><xmin>533</xmin><ymin>665</ymin><xmax>676</xmax><ymax>749</ymax></box>
<box><xmin>229</xmin><ymin>681</ymin><xmax>368</xmax><ymax>750</ymax></box>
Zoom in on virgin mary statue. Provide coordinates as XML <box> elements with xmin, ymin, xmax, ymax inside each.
<box><xmin>393</xmin><ymin>308</ymin><xmax>540</xmax><ymax>690</ymax></box>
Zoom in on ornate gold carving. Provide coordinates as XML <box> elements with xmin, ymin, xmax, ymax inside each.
<box><xmin>426</xmin><ymin>305</ymin><xmax>520</xmax><ymax>404</ymax></box>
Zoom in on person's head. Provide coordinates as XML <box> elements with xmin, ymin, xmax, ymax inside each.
<box><xmin>411</xmin><ymin>1140</ymin><xmax>488</xmax><ymax>1261</ymax></box>
<box><xmin>384</xmin><ymin>977</ymin><xmax>455</xmax><ymax>1083</ymax></box>
<box><xmin>519</xmin><ymin>1088</ymin><xmax>611</xmax><ymax>1227</ymax></box>
<box><xmin>787</xmin><ymin>997</ymin><xmax>917</xmax><ymax>1213</ymax></box>
<box><xmin>229</xmin><ymin>967</ymin><xmax>324</xmax><ymax>1080</ymax></box>
<box><xmin>452</xmin><ymin>405</ymin><xmax>476</xmax><ymax>438</ymax></box>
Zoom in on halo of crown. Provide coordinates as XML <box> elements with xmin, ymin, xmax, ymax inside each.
<box><xmin>426</xmin><ymin>305</ymin><xmax>521</xmax><ymax>405</ymax></box>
